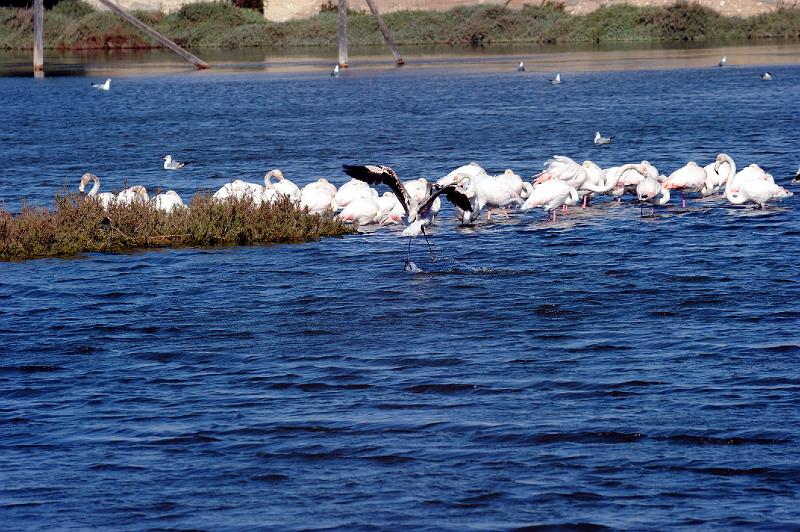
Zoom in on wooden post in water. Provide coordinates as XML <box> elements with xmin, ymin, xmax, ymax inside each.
<box><xmin>363</xmin><ymin>0</ymin><xmax>404</xmax><ymax>65</ymax></box>
<box><xmin>96</xmin><ymin>0</ymin><xmax>209</xmax><ymax>69</ymax></box>
<box><xmin>337</xmin><ymin>0</ymin><xmax>348</xmax><ymax>68</ymax></box>
<box><xmin>33</xmin><ymin>0</ymin><xmax>44</xmax><ymax>77</ymax></box>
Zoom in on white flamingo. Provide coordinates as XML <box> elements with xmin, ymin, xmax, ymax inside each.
<box><xmin>377</xmin><ymin>192</ymin><xmax>404</xmax><ymax>225</ymax></box>
<box><xmin>663</xmin><ymin>161</ymin><xmax>708</xmax><ymax>208</ymax></box>
<box><xmin>702</xmin><ymin>154</ymin><xmax>733</xmax><ymax>196</ymax></box>
<box><xmin>266</xmin><ymin>169</ymin><xmax>300</xmax><ymax>200</ymax></box>
<box><xmin>117</xmin><ymin>185</ymin><xmax>149</xmax><ymax>205</ymax></box>
<box><xmin>451</xmin><ymin>176</ymin><xmax>481</xmax><ymax>225</ymax></box>
<box><xmin>717</xmin><ymin>153</ymin><xmax>793</xmax><ymax>208</ymax></box>
<box><xmin>78</xmin><ymin>172</ymin><xmax>115</xmax><ymax>209</ymax></box>
<box><xmin>152</xmin><ymin>190</ymin><xmax>185</xmax><ymax>212</ymax></box>
<box><xmin>520</xmin><ymin>179</ymin><xmax>578</xmax><ymax>221</ymax></box>
<box><xmin>333</xmin><ymin>178</ymin><xmax>375</xmax><ymax>210</ymax></box>
<box><xmin>338</xmin><ymin>196</ymin><xmax>382</xmax><ymax>226</ymax></box>
<box><xmin>497</xmin><ymin>169</ymin><xmax>532</xmax><ymax>200</ymax></box>
<box><xmin>610</xmin><ymin>161</ymin><xmax>658</xmax><ymax>199</ymax></box>
<box><xmin>636</xmin><ymin>177</ymin><xmax>670</xmax><ymax>216</ymax></box>
<box><xmin>305</xmin><ymin>177</ymin><xmax>337</xmax><ymax>197</ymax></box>
<box><xmin>300</xmin><ymin>179</ymin><xmax>337</xmax><ymax>214</ymax></box>
<box><xmin>213</xmin><ymin>178</ymin><xmax>274</xmax><ymax>205</ymax></box>
<box><xmin>728</xmin><ymin>163</ymin><xmax>774</xmax><ymax>192</ymax></box>
<box><xmin>437</xmin><ymin>162</ymin><xmax>489</xmax><ymax>187</ymax></box>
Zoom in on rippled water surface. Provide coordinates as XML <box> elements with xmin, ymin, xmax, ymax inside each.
<box><xmin>2</xmin><ymin>50</ymin><xmax>800</xmax><ymax>529</ymax></box>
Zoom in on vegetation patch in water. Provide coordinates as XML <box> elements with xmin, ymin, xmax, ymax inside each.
<box><xmin>0</xmin><ymin>0</ymin><xmax>799</xmax><ymax>50</ymax></box>
<box><xmin>0</xmin><ymin>193</ymin><xmax>354</xmax><ymax>260</ymax></box>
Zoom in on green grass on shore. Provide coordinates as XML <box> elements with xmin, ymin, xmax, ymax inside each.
<box><xmin>0</xmin><ymin>193</ymin><xmax>354</xmax><ymax>260</ymax></box>
<box><xmin>0</xmin><ymin>0</ymin><xmax>799</xmax><ymax>50</ymax></box>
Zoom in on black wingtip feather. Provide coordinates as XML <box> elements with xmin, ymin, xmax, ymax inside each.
<box><xmin>342</xmin><ymin>164</ymin><xmax>410</xmax><ymax>215</ymax></box>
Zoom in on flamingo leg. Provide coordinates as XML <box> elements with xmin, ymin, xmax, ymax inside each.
<box><xmin>682</xmin><ymin>191</ymin><xmax>686</xmax><ymax>209</ymax></box>
<box><xmin>582</xmin><ymin>196</ymin><xmax>587</xmax><ymax>209</ymax></box>
<box><xmin>487</xmin><ymin>209</ymin><xmax>493</xmax><ymax>221</ymax></box>
<box><xmin>640</xmin><ymin>201</ymin><xmax>644</xmax><ymax>217</ymax></box>
<box><xmin>552</xmin><ymin>209</ymin><xmax>557</xmax><ymax>222</ymax></box>
<box><xmin>503</xmin><ymin>207</ymin><xmax>509</xmax><ymax>219</ymax></box>
<box><xmin>421</xmin><ymin>226</ymin><xmax>435</xmax><ymax>260</ymax></box>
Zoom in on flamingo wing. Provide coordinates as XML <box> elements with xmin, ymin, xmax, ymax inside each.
<box><xmin>342</xmin><ymin>164</ymin><xmax>410</xmax><ymax>215</ymax></box>
<box><xmin>545</xmin><ymin>156</ymin><xmax>585</xmax><ymax>186</ymax></box>
<box><xmin>422</xmin><ymin>183</ymin><xmax>473</xmax><ymax>214</ymax></box>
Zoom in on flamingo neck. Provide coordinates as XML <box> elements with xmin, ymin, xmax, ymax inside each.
<box><xmin>89</xmin><ymin>174</ymin><xmax>100</xmax><ymax>197</ymax></box>
<box><xmin>657</xmin><ymin>186</ymin><xmax>670</xmax><ymax>206</ymax></box>
<box><xmin>719</xmin><ymin>155</ymin><xmax>739</xmax><ymax>203</ymax></box>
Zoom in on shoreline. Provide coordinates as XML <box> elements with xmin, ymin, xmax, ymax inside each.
<box><xmin>1</xmin><ymin>40</ymin><xmax>799</xmax><ymax>76</ymax></box>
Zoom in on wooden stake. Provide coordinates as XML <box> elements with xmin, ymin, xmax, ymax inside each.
<box><xmin>338</xmin><ymin>0</ymin><xmax>348</xmax><ymax>68</ymax></box>
<box><xmin>96</xmin><ymin>0</ymin><xmax>209</xmax><ymax>69</ymax></box>
<box><xmin>33</xmin><ymin>0</ymin><xmax>44</xmax><ymax>77</ymax></box>
<box><xmin>363</xmin><ymin>0</ymin><xmax>404</xmax><ymax>65</ymax></box>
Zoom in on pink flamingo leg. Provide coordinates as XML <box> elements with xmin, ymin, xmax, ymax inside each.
<box><xmin>552</xmin><ymin>209</ymin><xmax>557</xmax><ymax>222</ymax></box>
<box><xmin>582</xmin><ymin>196</ymin><xmax>587</xmax><ymax>209</ymax></box>
<box><xmin>682</xmin><ymin>191</ymin><xmax>686</xmax><ymax>209</ymax></box>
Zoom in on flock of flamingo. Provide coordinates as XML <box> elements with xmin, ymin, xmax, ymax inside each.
<box><xmin>78</xmin><ymin>152</ymin><xmax>797</xmax><ymax>260</ymax></box>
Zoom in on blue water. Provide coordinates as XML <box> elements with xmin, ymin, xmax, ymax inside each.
<box><xmin>2</xmin><ymin>58</ymin><xmax>800</xmax><ymax>529</ymax></box>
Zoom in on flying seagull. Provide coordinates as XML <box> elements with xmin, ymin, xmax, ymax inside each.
<box><xmin>342</xmin><ymin>164</ymin><xmax>472</xmax><ymax>266</ymax></box>
<box><xmin>517</xmin><ymin>61</ymin><xmax>525</xmax><ymax>72</ymax></box>
<box><xmin>163</xmin><ymin>154</ymin><xmax>188</xmax><ymax>170</ymax></box>
<box><xmin>92</xmin><ymin>78</ymin><xmax>111</xmax><ymax>91</ymax></box>
<box><xmin>550</xmin><ymin>73</ymin><xmax>561</xmax><ymax>85</ymax></box>
<box><xmin>594</xmin><ymin>131</ymin><xmax>613</xmax><ymax>145</ymax></box>
<box><xmin>331</xmin><ymin>64</ymin><xmax>340</xmax><ymax>77</ymax></box>
<box><xmin>718</xmin><ymin>55</ymin><xmax>727</xmax><ymax>67</ymax></box>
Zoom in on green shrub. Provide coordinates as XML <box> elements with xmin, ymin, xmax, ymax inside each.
<box><xmin>50</xmin><ymin>0</ymin><xmax>94</xmax><ymax>18</ymax></box>
<box><xmin>0</xmin><ymin>194</ymin><xmax>353</xmax><ymax>260</ymax></box>
<box><xmin>640</xmin><ymin>1</ymin><xmax>722</xmax><ymax>40</ymax></box>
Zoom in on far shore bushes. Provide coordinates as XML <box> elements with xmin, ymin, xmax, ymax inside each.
<box><xmin>0</xmin><ymin>193</ymin><xmax>354</xmax><ymax>260</ymax></box>
<box><xmin>0</xmin><ymin>0</ymin><xmax>799</xmax><ymax>50</ymax></box>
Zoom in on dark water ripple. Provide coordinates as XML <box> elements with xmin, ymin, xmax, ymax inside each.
<box><xmin>1</xmin><ymin>62</ymin><xmax>800</xmax><ymax>528</ymax></box>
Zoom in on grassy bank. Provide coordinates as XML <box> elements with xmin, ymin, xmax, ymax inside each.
<box><xmin>0</xmin><ymin>193</ymin><xmax>353</xmax><ymax>260</ymax></box>
<box><xmin>1</xmin><ymin>0</ymin><xmax>799</xmax><ymax>50</ymax></box>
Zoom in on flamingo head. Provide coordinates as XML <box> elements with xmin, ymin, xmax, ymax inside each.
<box><xmin>455</xmin><ymin>175</ymin><xmax>472</xmax><ymax>189</ymax></box>
<box><xmin>78</xmin><ymin>172</ymin><xmax>94</xmax><ymax>192</ymax></box>
<box><xmin>640</xmin><ymin>160</ymin><xmax>656</xmax><ymax>175</ymax></box>
<box><xmin>267</xmin><ymin>169</ymin><xmax>285</xmax><ymax>181</ymax></box>
<box><xmin>533</xmin><ymin>172</ymin><xmax>552</xmax><ymax>186</ymax></box>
